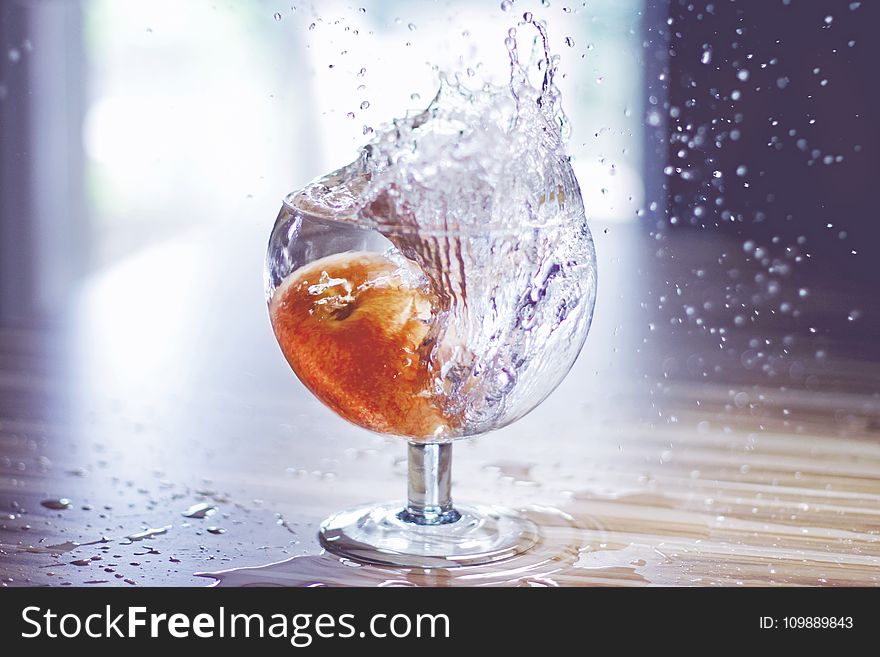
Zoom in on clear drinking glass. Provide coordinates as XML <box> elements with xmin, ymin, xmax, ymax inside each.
<box><xmin>265</xmin><ymin>178</ymin><xmax>597</xmax><ymax>567</ymax></box>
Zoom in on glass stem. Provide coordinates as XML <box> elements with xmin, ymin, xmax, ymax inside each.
<box><xmin>400</xmin><ymin>442</ymin><xmax>461</xmax><ymax>525</ymax></box>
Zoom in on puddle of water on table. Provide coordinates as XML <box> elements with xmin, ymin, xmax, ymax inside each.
<box><xmin>197</xmin><ymin>507</ymin><xmax>653</xmax><ymax>587</ymax></box>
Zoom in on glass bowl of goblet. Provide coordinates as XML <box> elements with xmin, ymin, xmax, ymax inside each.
<box><xmin>265</xmin><ymin>180</ymin><xmax>597</xmax><ymax>568</ymax></box>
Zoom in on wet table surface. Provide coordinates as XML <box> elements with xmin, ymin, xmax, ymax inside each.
<box><xmin>1</xmin><ymin>223</ymin><xmax>879</xmax><ymax>587</ymax></box>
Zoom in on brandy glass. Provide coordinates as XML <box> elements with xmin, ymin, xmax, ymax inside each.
<box><xmin>265</xmin><ymin>177</ymin><xmax>597</xmax><ymax>567</ymax></box>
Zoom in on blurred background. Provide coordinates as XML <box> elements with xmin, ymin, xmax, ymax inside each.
<box><xmin>1</xmin><ymin>0</ymin><xmax>879</xmax><ymax>586</ymax></box>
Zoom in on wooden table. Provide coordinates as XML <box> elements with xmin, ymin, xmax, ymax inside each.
<box><xmin>2</xmin><ymin>223</ymin><xmax>878</xmax><ymax>586</ymax></box>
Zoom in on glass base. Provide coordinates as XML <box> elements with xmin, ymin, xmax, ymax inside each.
<box><xmin>319</xmin><ymin>502</ymin><xmax>539</xmax><ymax>568</ymax></box>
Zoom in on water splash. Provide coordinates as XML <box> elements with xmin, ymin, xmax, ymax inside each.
<box><xmin>267</xmin><ymin>20</ymin><xmax>597</xmax><ymax>439</ymax></box>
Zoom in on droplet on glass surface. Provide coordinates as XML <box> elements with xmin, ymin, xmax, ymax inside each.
<box><xmin>308</xmin><ymin>22</ymin><xmax>316</xmax><ymax>30</ymax></box>
<box><xmin>500</xmin><ymin>0</ymin><xmax>513</xmax><ymax>11</ymax></box>
<box><xmin>700</xmin><ymin>46</ymin><xmax>712</xmax><ymax>65</ymax></box>
<box><xmin>736</xmin><ymin>165</ymin><xmax>747</xmax><ymax>176</ymax></box>
<box><xmin>274</xmin><ymin>12</ymin><xmax>282</xmax><ymax>21</ymax></box>
<box><xmin>737</xmin><ymin>69</ymin><xmax>750</xmax><ymax>82</ymax></box>
<box><xmin>565</xmin><ymin>36</ymin><xmax>575</xmax><ymax>47</ymax></box>
<box><xmin>360</xmin><ymin>100</ymin><xmax>370</xmax><ymax>110</ymax></box>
